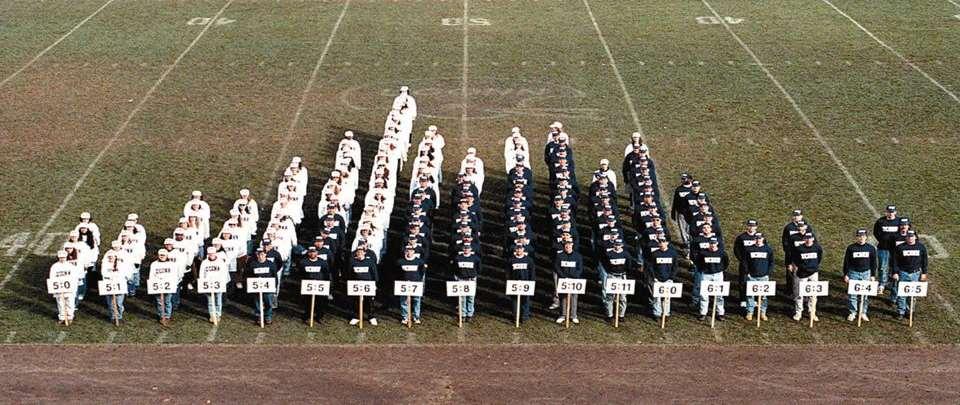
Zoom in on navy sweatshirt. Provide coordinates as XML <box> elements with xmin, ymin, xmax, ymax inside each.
<box><xmin>842</xmin><ymin>242</ymin><xmax>878</xmax><ymax>277</ymax></box>
<box><xmin>893</xmin><ymin>242</ymin><xmax>928</xmax><ymax>274</ymax></box>
<box><xmin>743</xmin><ymin>244</ymin><xmax>775</xmax><ymax>278</ymax></box>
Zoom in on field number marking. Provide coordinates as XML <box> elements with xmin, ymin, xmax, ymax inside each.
<box><xmin>696</xmin><ymin>16</ymin><xmax>743</xmax><ymax>25</ymax></box>
<box><xmin>919</xmin><ymin>234</ymin><xmax>950</xmax><ymax>259</ymax></box>
<box><xmin>2</xmin><ymin>232</ymin><xmax>67</xmax><ymax>257</ymax></box>
<box><xmin>441</xmin><ymin>17</ymin><xmax>490</xmax><ymax>26</ymax></box>
<box><xmin>187</xmin><ymin>17</ymin><xmax>235</xmax><ymax>26</ymax></box>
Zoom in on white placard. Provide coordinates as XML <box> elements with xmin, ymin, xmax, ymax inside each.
<box><xmin>506</xmin><ymin>280</ymin><xmax>536</xmax><ymax>296</ymax></box>
<box><xmin>604</xmin><ymin>278</ymin><xmax>636</xmax><ymax>295</ymax></box>
<box><xmin>799</xmin><ymin>280</ymin><xmax>829</xmax><ymax>297</ymax></box>
<box><xmin>246</xmin><ymin>277</ymin><xmax>277</xmax><ymax>294</ymax></box>
<box><xmin>394</xmin><ymin>281</ymin><xmax>425</xmax><ymax>297</ymax></box>
<box><xmin>897</xmin><ymin>281</ymin><xmax>928</xmax><ymax>297</ymax></box>
<box><xmin>197</xmin><ymin>279</ymin><xmax>227</xmax><ymax>294</ymax></box>
<box><xmin>699</xmin><ymin>281</ymin><xmax>730</xmax><ymax>297</ymax></box>
<box><xmin>446</xmin><ymin>280</ymin><xmax>476</xmax><ymax>297</ymax></box>
<box><xmin>557</xmin><ymin>278</ymin><xmax>587</xmax><ymax>295</ymax></box>
<box><xmin>46</xmin><ymin>278</ymin><xmax>77</xmax><ymax>294</ymax></box>
<box><xmin>653</xmin><ymin>282</ymin><xmax>682</xmax><ymax>298</ymax></box>
<box><xmin>347</xmin><ymin>280</ymin><xmax>377</xmax><ymax>296</ymax></box>
<box><xmin>847</xmin><ymin>280</ymin><xmax>879</xmax><ymax>296</ymax></box>
<box><xmin>301</xmin><ymin>280</ymin><xmax>331</xmax><ymax>296</ymax></box>
<box><xmin>147</xmin><ymin>278</ymin><xmax>178</xmax><ymax>295</ymax></box>
<box><xmin>746</xmin><ymin>281</ymin><xmax>776</xmax><ymax>297</ymax></box>
<box><xmin>97</xmin><ymin>280</ymin><xmax>128</xmax><ymax>296</ymax></box>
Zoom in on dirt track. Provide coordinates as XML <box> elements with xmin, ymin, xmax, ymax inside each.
<box><xmin>2</xmin><ymin>344</ymin><xmax>958</xmax><ymax>403</ymax></box>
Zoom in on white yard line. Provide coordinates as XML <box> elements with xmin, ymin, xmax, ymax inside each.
<box><xmin>0</xmin><ymin>0</ymin><xmax>117</xmax><ymax>88</ymax></box>
<box><xmin>205</xmin><ymin>325</ymin><xmax>219</xmax><ymax>343</ymax></box>
<box><xmin>699</xmin><ymin>0</ymin><xmax>879</xmax><ymax>217</ymax></box>
<box><xmin>460</xmin><ymin>0</ymin><xmax>470</xmax><ymax>138</ymax></box>
<box><xmin>819</xmin><ymin>0</ymin><xmax>960</xmax><ymax>105</ymax></box>
<box><xmin>0</xmin><ymin>0</ymin><xmax>235</xmax><ymax>292</ymax></box>
<box><xmin>4</xmin><ymin>332</ymin><xmax>16</xmax><ymax>344</ymax></box>
<box><xmin>581</xmin><ymin>0</ymin><xmax>643</xmax><ymax>137</ymax></box>
<box><xmin>255</xmin><ymin>332</ymin><xmax>266</xmax><ymax>344</ymax></box>
<box><xmin>946</xmin><ymin>0</ymin><xmax>960</xmax><ymax>9</ymax></box>
<box><xmin>53</xmin><ymin>331</ymin><xmax>67</xmax><ymax>344</ymax></box>
<box><xmin>701</xmin><ymin>0</ymin><xmax>960</xmax><ymax>328</ymax></box>
<box><xmin>259</xmin><ymin>0</ymin><xmax>350</xmax><ymax>198</ymax></box>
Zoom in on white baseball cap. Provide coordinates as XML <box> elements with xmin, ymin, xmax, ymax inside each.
<box><xmin>239</xmin><ymin>189</ymin><xmax>250</xmax><ymax>197</ymax></box>
<box><xmin>467</xmin><ymin>147</ymin><xmax>477</xmax><ymax>155</ymax></box>
<box><xmin>79</xmin><ymin>212</ymin><xmax>91</xmax><ymax>219</ymax></box>
<box><xmin>57</xmin><ymin>250</ymin><xmax>68</xmax><ymax>258</ymax></box>
<box><xmin>292</xmin><ymin>156</ymin><xmax>302</xmax><ymax>163</ymax></box>
<box><xmin>157</xmin><ymin>249</ymin><xmax>169</xmax><ymax>256</ymax></box>
<box><xmin>206</xmin><ymin>247</ymin><xmax>217</xmax><ymax>255</ymax></box>
<box><xmin>600</xmin><ymin>159</ymin><xmax>610</xmax><ymax>165</ymax></box>
<box><xmin>127</xmin><ymin>213</ymin><xmax>138</xmax><ymax>221</ymax></box>
<box><xmin>550</xmin><ymin>121</ymin><xmax>563</xmax><ymax>129</ymax></box>
<box><xmin>191</xmin><ymin>191</ymin><xmax>202</xmax><ymax>198</ymax></box>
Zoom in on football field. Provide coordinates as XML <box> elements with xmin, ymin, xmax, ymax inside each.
<box><xmin>2</xmin><ymin>0</ymin><xmax>960</xmax><ymax>350</ymax></box>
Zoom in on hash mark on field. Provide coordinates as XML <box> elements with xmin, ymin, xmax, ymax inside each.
<box><xmin>307</xmin><ymin>332</ymin><xmax>316</xmax><ymax>343</ymax></box>
<box><xmin>891</xmin><ymin>137</ymin><xmax>900</xmax><ymax>144</ymax></box>
<box><xmin>356</xmin><ymin>331</ymin><xmax>366</xmax><ymax>344</ymax></box>
<box><xmin>106</xmin><ymin>331</ymin><xmax>118</xmax><ymax>344</ymax></box>
<box><xmin>405</xmin><ymin>331</ymin><xmax>417</xmax><ymax>344</ymax></box>
<box><xmin>710</xmin><ymin>137</ymin><xmax>718</xmax><ymax>145</ymax></box>
<box><xmin>0</xmin><ymin>0</ymin><xmax>235</xmax><ymax>293</ymax></box>
<box><xmin>511</xmin><ymin>332</ymin><xmax>520</xmax><ymax>344</ymax></box>
<box><xmin>205</xmin><ymin>325</ymin><xmax>219</xmax><ymax>343</ymax></box>
<box><xmin>746</xmin><ymin>138</ymin><xmax>756</xmax><ymax>146</ymax></box>
<box><xmin>820</xmin><ymin>0</ymin><xmax>960</xmax><ymax>104</ymax></box>
<box><xmin>0</xmin><ymin>0</ymin><xmax>117</xmax><ymax>88</ymax></box>
<box><xmin>845</xmin><ymin>60</ymin><xmax>852</xmax><ymax>66</ymax></box>
<box><xmin>53</xmin><ymin>331</ymin><xmax>67</xmax><ymax>344</ymax></box>
<box><xmin>815</xmin><ymin>60</ymin><xmax>822</xmax><ymax>66</ymax></box>
<box><xmin>155</xmin><ymin>332</ymin><xmax>168</xmax><ymax>344</ymax></box>
<box><xmin>929</xmin><ymin>138</ymin><xmax>939</xmax><ymax>144</ymax></box>
<box><xmin>912</xmin><ymin>331</ymin><xmax>930</xmax><ymax>346</ymax></box>
<box><xmin>255</xmin><ymin>332</ymin><xmax>265</xmax><ymax>344</ymax></box>
<box><xmin>855</xmin><ymin>137</ymin><xmax>864</xmax><ymax>145</ymax></box>
<box><xmin>457</xmin><ymin>327</ymin><xmax>465</xmax><ymax>343</ymax></box>
<box><xmin>667</xmin><ymin>60</ymin><xmax>675</xmax><ymax>66</ymax></box>
<box><xmin>712</xmin><ymin>328</ymin><xmax>722</xmax><ymax>342</ymax></box>
<box><xmin>5</xmin><ymin>332</ymin><xmax>16</xmax><ymax>344</ymax></box>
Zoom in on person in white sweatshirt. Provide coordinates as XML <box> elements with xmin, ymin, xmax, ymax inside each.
<box><xmin>233</xmin><ymin>188</ymin><xmax>260</xmax><ymax>253</ymax></box>
<box><xmin>48</xmin><ymin>250</ymin><xmax>81</xmax><ymax>325</ymax></box>
<box><xmin>393</xmin><ymin>86</ymin><xmax>417</xmax><ymax>122</ymax></box>
<box><xmin>75</xmin><ymin>212</ymin><xmax>101</xmax><ymax>248</ymax></box>
<box><xmin>198</xmin><ymin>247</ymin><xmax>230</xmax><ymax>324</ymax></box>
<box><xmin>100</xmin><ymin>251</ymin><xmax>131</xmax><ymax>324</ymax></box>
<box><xmin>183</xmin><ymin>191</ymin><xmax>211</xmax><ymax>239</ymax></box>
<box><xmin>117</xmin><ymin>231</ymin><xmax>144</xmax><ymax>296</ymax></box>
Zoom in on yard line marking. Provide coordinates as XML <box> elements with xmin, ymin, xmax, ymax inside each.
<box><xmin>460</xmin><ymin>0</ymin><xmax>469</xmax><ymax>138</ymax></box>
<box><xmin>255</xmin><ymin>332</ymin><xmax>266</xmax><ymax>344</ymax></box>
<box><xmin>703</xmin><ymin>0</ymin><xmax>960</xmax><ymax>327</ymax></box>
<box><xmin>511</xmin><ymin>332</ymin><xmax>521</xmax><ymax>344</ymax></box>
<box><xmin>0</xmin><ymin>0</ymin><xmax>234</xmax><ymax>293</ymax></box>
<box><xmin>819</xmin><ymin>0</ymin><xmax>960</xmax><ymax>104</ymax></box>
<box><xmin>106</xmin><ymin>331</ymin><xmax>118</xmax><ymax>344</ymax></box>
<box><xmin>700</xmin><ymin>0</ymin><xmax>879</xmax><ymax>217</ymax></box>
<box><xmin>0</xmin><ymin>0</ymin><xmax>117</xmax><ymax>88</ymax></box>
<box><xmin>53</xmin><ymin>331</ymin><xmax>67</xmax><ymax>344</ymax></box>
<box><xmin>946</xmin><ymin>0</ymin><xmax>960</xmax><ymax>9</ymax></box>
<box><xmin>581</xmin><ymin>0</ymin><xmax>643</xmax><ymax>137</ymax></box>
<box><xmin>205</xmin><ymin>325</ymin><xmax>219</xmax><ymax>343</ymax></box>
<box><xmin>890</xmin><ymin>137</ymin><xmax>899</xmax><ymax>145</ymax></box>
<box><xmin>4</xmin><ymin>332</ymin><xmax>15</xmax><ymax>344</ymax></box>
<box><xmin>155</xmin><ymin>331</ymin><xmax>168</xmax><ymax>344</ymax></box>
<box><xmin>307</xmin><ymin>332</ymin><xmax>316</xmax><ymax>343</ymax></box>
<box><xmin>260</xmin><ymin>0</ymin><xmax>350</xmax><ymax>199</ymax></box>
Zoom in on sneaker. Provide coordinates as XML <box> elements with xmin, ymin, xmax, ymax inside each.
<box><xmin>400</xmin><ymin>318</ymin><xmax>409</xmax><ymax>324</ymax></box>
<box><xmin>697</xmin><ymin>315</ymin><xmax>706</xmax><ymax>321</ymax></box>
<box><xmin>897</xmin><ymin>313</ymin><xmax>905</xmax><ymax>320</ymax></box>
<box><xmin>847</xmin><ymin>313</ymin><xmax>856</xmax><ymax>322</ymax></box>
<box><xmin>414</xmin><ymin>319</ymin><xmax>422</xmax><ymax>325</ymax></box>
<box><xmin>792</xmin><ymin>313</ymin><xmax>802</xmax><ymax>321</ymax></box>
<box><xmin>760</xmin><ymin>313</ymin><xmax>768</xmax><ymax>321</ymax></box>
<box><xmin>810</xmin><ymin>314</ymin><xmax>819</xmax><ymax>322</ymax></box>
<box><xmin>369</xmin><ymin>318</ymin><xmax>378</xmax><ymax>326</ymax></box>
<box><xmin>717</xmin><ymin>315</ymin><xmax>726</xmax><ymax>322</ymax></box>
<box><xmin>265</xmin><ymin>319</ymin><xmax>273</xmax><ymax>325</ymax></box>
<box><xmin>746</xmin><ymin>313</ymin><xmax>753</xmax><ymax>321</ymax></box>
<box><xmin>861</xmin><ymin>314</ymin><xmax>869</xmax><ymax>322</ymax></box>
<box><xmin>549</xmin><ymin>301</ymin><xmax>560</xmax><ymax>310</ymax></box>
<box><xmin>572</xmin><ymin>318</ymin><xmax>579</xmax><ymax>324</ymax></box>
<box><xmin>349</xmin><ymin>318</ymin><xmax>360</xmax><ymax>325</ymax></box>
<box><xmin>555</xmin><ymin>317</ymin><xmax>565</xmax><ymax>324</ymax></box>
<box><xmin>740</xmin><ymin>301</ymin><xmax>747</xmax><ymax>308</ymax></box>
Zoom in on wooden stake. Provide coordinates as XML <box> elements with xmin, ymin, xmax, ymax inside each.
<box><xmin>710</xmin><ymin>296</ymin><xmax>716</xmax><ymax>329</ymax></box>
<box><xmin>358</xmin><ymin>296</ymin><xmax>364</xmax><ymax>330</ymax></box>
<box><xmin>258</xmin><ymin>292</ymin><xmax>264</xmax><ymax>328</ymax></box>
<box><xmin>111</xmin><ymin>295</ymin><xmax>120</xmax><ymax>326</ymax></box>
<box><xmin>614</xmin><ymin>293</ymin><xmax>620</xmax><ymax>328</ymax></box>
<box><xmin>565</xmin><ymin>293</ymin><xmax>571</xmax><ymax>328</ymax></box>
<box><xmin>406</xmin><ymin>295</ymin><xmax>412</xmax><ymax>328</ymax></box>
<box><xmin>458</xmin><ymin>296</ymin><xmax>463</xmax><ymax>328</ymax></box>
<box><xmin>515</xmin><ymin>296</ymin><xmax>521</xmax><ymax>328</ymax></box>
<box><xmin>857</xmin><ymin>295</ymin><xmax>864</xmax><ymax>328</ymax></box>
<box><xmin>809</xmin><ymin>302</ymin><xmax>815</xmax><ymax>329</ymax></box>
<box><xmin>309</xmin><ymin>295</ymin><xmax>316</xmax><ymax>328</ymax></box>
<box><xmin>660</xmin><ymin>298</ymin><xmax>666</xmax><ymax>329</ymax></box>
<box><xmin>756</xmin><ymin>296</ymin><xmax>762</xmax><ymax>328</ymax></box>
<box><xmin>909</xmin><ymin>297</ymin><xmax>915</xmax><ymax>328</ymax></box>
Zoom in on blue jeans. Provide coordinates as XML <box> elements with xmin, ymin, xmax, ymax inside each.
<box><xmin>127</xmin><ymin>266</ymin><xmax>141</xmax><ymax>297</ymax></box>
<box><xmin>896</xmin><ymin>271</ymin><xmax>920</xmax><ymax>315</ymax></box>
<box><xmin>745</xmin><ymin>275</ymin><xmax>769</xmax><ymax>315</ymax></box>
<box><xmin>455</xmin><ymin>276</ymin><xmax>476</xmax><ymax>317</ymax></box>
<box><xmin>691</xmin><ymin>267</ymin><xmax>703</xmax><ymax>305</ymax></box>
<box><xmin>104</xmin><ymin>294</ymin><xmax>125</xmax><ymax>321</ymax></box>
<box><xmin>878</xmin><ymin>249</ymin><xmax>897</xmax><ymax>303</ymax></box>
<box><xmin>255</xmin><ymin>293</ymin><xmax>275</xmax><ymax>321</ymax></box>
<box><xmin>155</xmin><ymin>293</ymin><xmax>174</xmax><ymax>319</ymax></box>
<box><xmin>600</xmin><ymin>270</ymin><xmax>628</xmax><ymax>317</ymax></box>
<box><xmin>206</xmin><ymin>292</ymin><xmax>223</xmax><ymax>318</ymax></box>
<box><xmin>400</xmin><ymin>276</ymin><xmax>424</xmax><ymax>320</ymax></box>
<box><xmin>846</xmin><ymin>270</ymin><xmax>871</xmax><ymax>315</ymax></box>
<box><xmin>699</xmin><ymin>272</ymin><xmax>725</xmax><ymax>316</ymax></box>
<box><xmin>650</xmin><ymin>279</ymin><xmax>673</xmax><ymax>317</ymax></box>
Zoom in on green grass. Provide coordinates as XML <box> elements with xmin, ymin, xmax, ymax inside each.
<box><xmin>0</xmin><ymin>0</ymin><xmax>957</xmax><ymax>345</ymax></box>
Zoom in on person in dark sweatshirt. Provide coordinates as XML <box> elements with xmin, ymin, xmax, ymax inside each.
<box><xmin>872</xmin><ymin>205</ymin><xmax>900</xmax><ymax>296</ymax></box>
<box><xmin>454</xmin><ymin>245</ymin><xmax>481</xmax><ymax>321</ymax></box>
<box><xmin>781</xmin><ymin>210</ymin><xmax>816</xmax><ymax>293</ymax></box>
<box><xmin>892</xmin><ymin>231</ymin><xmax>929</xmax><ymax>320</ymax></box>
<box><xmin>646</xmin><ymin>238</ymin><xmax>678</xmax><ymax>318</ymax></box>
<box><xmin>300</xmin><ymin>247</ymin><xmax>331</xmax><ymax>323</ymax></box>
<box><xmin>508</xmin><ymin>245</ymin><xmax>535</xmax><ymax>323</ymax></box>
<box><xmin>743</xmin><ymin>233</ymin><xmax>774</xmax><ymax>321</ymax></box>
<box><xmin>554</xmin><ymin>241</ymin><xmax>583</xmax><ymax>325</ymax></box>
<box><xmin>788</xmin><ymin>233</ymin><xmax>823</xmax><ymax>322</ymax></box>
<box><xmin>241</xmin><ymin>248</ymin><xmax>279</xmax><ymax>325</ymax></box>
<box><xmin>734</xmin><ymin>219</ymin><xmax>760</xmax><ymax>309</ymax></box>
<box><xmin>349</xmin><ymin>244</ymin><xmax>379</xmax><ymax>326</ymax></box>
<box><xmin>695</xmin><ymin>238</ymin><xmax>729</xmax><ymax>322</ymax></box>
<box><xmin>396</xmin><ymin>246</ymin><xmax>426</xmax><ymax>324</ymax></box>
<box><xmin>601</xmin><ymin>241</ymin><xmax>635</xmax><ymax>323</ymax></box>
<box><xmin>843</xmin><ymin>229</ymin><xmax>878</xmax><ymax>322</ymax></box>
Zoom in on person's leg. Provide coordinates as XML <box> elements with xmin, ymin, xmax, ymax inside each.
<box><xmin>793</xmin><ymin>274</ymin><xmax>803</xmax><ymax>317</ymax></box>
<box><xmin>413</xmin><ymin>296</ymin><xmax>422</xmax><ymax>320</ymax></box>
<box><xmin>264</xmin><ymin>293</ymin><xmax>274</xmax><ymax>322</ymax></box>
<box><xmin>738</xmin><ymin>263</ymin><xmax>748</xmax><ymax>306</ymax></box>
<box><xmin>64</xmin><ymin>293</ymin><xmax>76</xmax><ymax>321</ymax></box>
<box><xmin>599</xmin><ymin>269</ymin><xmax>612</xmax><ymax>318</ymax></box>
<box><xmin>570</xmin><ymin>294</ymin><xmax>579</xmax><ymax>320</ymax></box>
<box><xmin>877</xmin><ymin>249</ymin><xmax>890</xmax><ymax>292</ymax></box>
<box><xmin>207</xmin><ymin>293</ymin><xmax>216</xmax><ymax>320</ymax></box>
<box><xmin>745</xmin><ymin>275</ymin><xmax>757</xmax><ymax>315</ymax></box>
<box><xmin>808</xmin><ymin>273</ymin><xmax>819</xmax><ymax>316</ymax></box>
<box><xmin>400</xmin><ymin>295</ymin><xmax>410</xmax><ymax>321</ymax></box>
<box><xmin>691</xmin><ymin>268</ymin><xmax>702</xmax><ymax>307</ymax></box>
<box><xmin>520</xmin><ymin>295</ymin><xmax>531</xmax><ymax>320</ymax></box>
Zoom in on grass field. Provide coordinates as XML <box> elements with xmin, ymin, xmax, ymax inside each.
<box><xmin>1</xmin><ymin>0</ymin><xmax>959</xmax><ymax>346</ymax></box>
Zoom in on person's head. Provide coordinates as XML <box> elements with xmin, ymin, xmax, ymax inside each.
<box><xmin>262</xmin><ymin>239</ymin><xmax>273</xmax><ymax>251</ymax></box>
<box><xmin>885</xmin><ymin>205</ymin><xmax>897</xmax><ymax>220</ymax></box>
<box><xmin>906</xmin><ymin>231</ymin><xmax>917</xmax><ymax>245</ymax></box>
<box><xmin>708</xmin><ymin>238</ymin><xmax>719</xmax><ymax>252</ymax></box>
<box><xmin>680</xmin><ymin>173</ymin><xmax>692</xmax><ymax>186</ymax></box>
<box><xmin>206</xmin><ymin>247</ymin><xmax>218</xmax><ymax>260</ymax></box>
<box><xmin>613</xmin><ymin>242</ymin><xmax>624</xmax><ymax>252</ymax></box>
<box><xmin>803</xmin><ymin>233</ymin><xmax>815</xmax><ymax>246</ymax></box>
<box><xmin>746</xmin><ymin>219</ymin><xmax>758</xmax><ymax>232</ymax></box>
<box><xmin>658</xmin><ymin>238</ymin><xmax>670</xmax><ymax>251</ymax></box>
<box><xmin>797</xmin><ymin>221</ymin><xmax>808</xmax><ymax>233</ymax></box>
<box><xmin>79</xmin><ymin>212</ymin><xmax>91</xmax><ymax>223</ymax></box>
<box><xmin>899</xmin><ymin>218</ymin><xmax>911</xmax><ymax>231</ymax></box>
<box><xmin>157</xmin><ymin>249</ymin><xmax>169</xmax><ymax>261</ymax></box>
<box><xmin>563</xmin><ymin>241</ymin><xmax>574</xmax><ymax>253</ymax></box>
<box><xmin>514</xmin><ymin>245</ymin><xmax>526</xmax><ymax>257</ymax></box>
<box><xmin>163</xmin><ymin>238</ymin><xmax>175</xmax><ymax>250</ymax></box>
<box><xmin>754</xmin><ymin>233</ymin><xmax>765</xmax><ymax>247</ymax></box>
<box><xmin>855</xmin><ymin>229</ymin><xmax>868</xmax><ymax>244</ymax></box>
<box><xmin>307</xmin><ymin>247</ymin><xmax>319</xmax><ymax>259</ymax></box>
<box><xmin>701</xmin><ymin>223</ymin><xmax>712</xmax><ymax>235</ymax></box>
<box><xmin>57</xmin><ymin>250</ymin><xmax>68</xmax><ymax>262</ymax></box>
<box><xmin>174</xmin><ymin>229</ymin><xmax>185</xmax><ymax>241</ymax></box>
<box><xmin>792</xmin><ymin>209</ymin><xmax>803</xmax><ymax>222</ymax></box>
<box><xmin>691</xmin><ymin>180</ymin><xmax>701</xmax><ymax>192</ymax></box>
<box><xmin>68</xmin><ymin>230</ymin><xmax>79</xmax><ymax>242</ymax></box>
<box><xmin>256</xmin><ymin>248</ymin><xmax>267</xmax><ymax>261</ymax></box>
<box><xmin>354</xmin><ymin>247</ymin><xmax>366</xmax><ymax>260</ymax></box>
<box><xmin>404</xmin><ymin>247</ymin><xmax>416</xmax><ymax>260</ymax></box>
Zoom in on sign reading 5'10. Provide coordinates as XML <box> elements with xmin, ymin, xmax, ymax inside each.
<box><xmin>557</xmin><ymin>278</ymin><xmax>587</xmax><ymax>294</ymax></box>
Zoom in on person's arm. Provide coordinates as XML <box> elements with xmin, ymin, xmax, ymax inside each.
<box><xmin>920</xmin><ymin>245</ymin><xmax>929</xmax><ymax>276</ymax></box>
<box><xmin>842</xmin><ymin>246</ymin><xmax>851</xmax><ymax>278</ymax></box>
<box><xmin>869</xmin><ymin>246</ymin><xmax>878</xmax><ymax>279</ymax></box>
